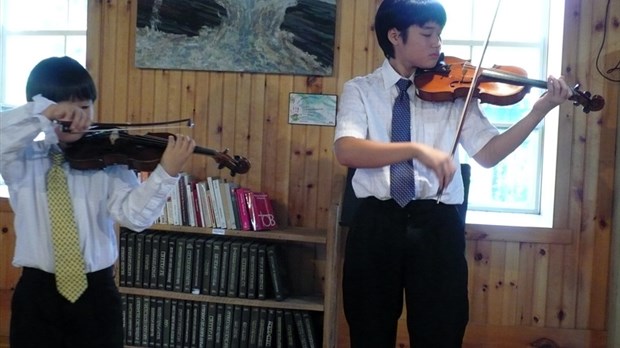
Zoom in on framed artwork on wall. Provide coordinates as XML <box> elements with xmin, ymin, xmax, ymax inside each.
<box><xmin>135</xmin><ymin>0</ymin><xmax>337</xmax><ymax>76</ymax></box>
<box><xmin>288</xmin><ymin>92</ymin><xmax>337</xmax><ymax>126</ymax></box>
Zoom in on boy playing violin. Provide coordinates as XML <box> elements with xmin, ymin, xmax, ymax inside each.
<box><xmin>0</xmin><ymin>56</ymin><xmax>195</xmax><ymax>347</ymax></box>
<box><xmin>333</xmin><ymin>0</ymin><xmax>572</xmax><ymax>346</ymax></box>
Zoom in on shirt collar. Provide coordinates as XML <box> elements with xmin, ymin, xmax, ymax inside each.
<box><xmin>380</xmin><ymin>59</ymin><xmax>414</xmax><ymax>91</ymax></box>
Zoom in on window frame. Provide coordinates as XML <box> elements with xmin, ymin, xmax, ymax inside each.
<box><xmin>438</xmin><ymin>0</ymin><xmax>573</xmax><ymax>243</ymax></box>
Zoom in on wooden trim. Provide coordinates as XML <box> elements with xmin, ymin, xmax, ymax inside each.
<box><xmin>463</xmin><ymin>323</ymin><xmax>606</xmax><ymax>347</ymax></box>
<box><xmin>466</xmin><ymin>224</ymin><xmax>572</xmax><ymax>244</ymax></box>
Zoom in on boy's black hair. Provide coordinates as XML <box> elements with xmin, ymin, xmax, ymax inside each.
<box><xmin>375</xmin><ymin>0</ymin><xmax>447</xmax><ymax>59</ymax></box>
<box><xmin>26</xmin><ymin>56</ymin><xmax>97</xmax><ymax>102</ymax></box>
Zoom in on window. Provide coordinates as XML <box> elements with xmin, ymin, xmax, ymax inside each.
<box><xmin>439</xmin><ymin>0</ymin><xmax>565</xmax><ymax>227</ymax></box>
<box><xmin>0</xmin><ymin>0</ymin><xmax>87</xmax><ymax>197</ymax></box>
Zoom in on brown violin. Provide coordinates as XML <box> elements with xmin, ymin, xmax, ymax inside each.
<box><xmin>414</xmin><ymin>56</ymin><xmax>605</xmax><ymax>113</ymax></box>
<box><xmin>62</xmin><ymin>124</ymin><xmax>251</xmax><ymax>176</ymax></box>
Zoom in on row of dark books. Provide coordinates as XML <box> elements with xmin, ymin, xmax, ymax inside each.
<box><xmin>120</xmin><ymin>228</ymin><xmax>290</xmax><ymax>301</ymax></box>
<box><xmin>122</xmin><ymin>294</ymin><xmax>319</xmax><ymax>348</ymax></box>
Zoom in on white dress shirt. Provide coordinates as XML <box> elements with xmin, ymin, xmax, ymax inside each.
<box><xmin>0</xmin><ymin>96</ymin><xmax>180</xmax><ymax>273</ymax></box>
<box><xmin>334</xmin><ymin>59</ymin><xmax>499</xmax><ymax>204</ymax></box>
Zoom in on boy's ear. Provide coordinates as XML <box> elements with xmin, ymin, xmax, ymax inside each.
<box><xmin>387</xmin><ymin>28</ymin><xmax>401</xmax><ymax>45</ymax></box>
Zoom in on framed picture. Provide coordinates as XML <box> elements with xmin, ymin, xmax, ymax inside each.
<box><xmin>135</xmin><ymin>1</ymin><xmax>337</xmax><ymax>76</ymax></box>
<box><xmin>288</xmin><ymin>93</ymin><xmax>337</xmax><ymax>126</ymax></box>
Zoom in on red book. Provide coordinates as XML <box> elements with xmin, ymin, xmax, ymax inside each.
<box><xmin>235</xmin><ymin>187</ymin><xmax>252</xmax><ymax>231</ymax></box>
<box><xmin>245</xmin><ymin>191</ymin><xmax>277</xmax><ymax>231</ymax></box>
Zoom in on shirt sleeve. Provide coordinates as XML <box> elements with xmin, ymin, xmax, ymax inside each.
<box><xmin>334</xmin><ymin>79</ymin><xmax>368</xmax><ymax>141</ymax></box>
<box><xmin>106</xmin><ymin>164</ymin><xmax>179</xmax><ymax>231</ymax></box>
<box><xmin>0</xmin><ymin>96</ymin><xmax>56</xmax><ymax>184</ymax></box>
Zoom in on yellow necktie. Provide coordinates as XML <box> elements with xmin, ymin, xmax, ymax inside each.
<box><xmin>47</xmin><ymin>151</ymin><xmax>87</xmax><ymax>302</ymax></box>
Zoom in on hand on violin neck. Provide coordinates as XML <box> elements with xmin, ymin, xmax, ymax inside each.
<box><xmin>159</xmin><ymin>134</ymin><xmax>196</xmax><ymax>177</ymax></box>
<box><xmin>533</xmin><ymin>75</ymin><xmax>573</xmax><ymax>114</ymax></box>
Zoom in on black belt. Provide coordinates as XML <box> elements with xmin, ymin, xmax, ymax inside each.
<box><xmin>21</xmin><ymin>265</ymin><xmax>115</xmax><ymax>283</ymax></box>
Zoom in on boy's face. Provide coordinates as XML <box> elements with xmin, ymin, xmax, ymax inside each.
<box><xmin>392</xmin><ymin>22</ymin><xmax>443</xmax><ymax>70</ymax></box>
<box><xmin>54</xmin><ymin>99</ymin><xmax>94</xmax><ymax>144</ymax></box>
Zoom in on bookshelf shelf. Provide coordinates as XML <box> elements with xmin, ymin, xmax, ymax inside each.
<box><xmin>148</xmin><ymin>223</ymin><xmax>328</xmax><ymax>244</ymax></box>
<box><xmin>120</xmin><ymin>287</ymin><xmax>324</xmax><ymax>312</ymax></box>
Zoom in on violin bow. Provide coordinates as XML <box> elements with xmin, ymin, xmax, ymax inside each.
<box><xmin>54</xmin><ymin>118</ymin><xmax>195</xmax><ymax>133</ymax></box>
<box><xmin>436</xmin><ymin>0</ymin><xmax>503</xmax><ymax>202</ymax></box>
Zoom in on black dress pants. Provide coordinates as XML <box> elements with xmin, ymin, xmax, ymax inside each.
<box><xmin>343</xmin><ymin>198</ymin><xmax>469</xmax><ymax>348</ymax></box>
<box><xmin>10</xmin><ymin>266</ymin><xmax>123</xmax><ymax>348</ymax></box>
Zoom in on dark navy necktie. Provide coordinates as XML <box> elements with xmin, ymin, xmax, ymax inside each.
<box><xmin>390</xmin><ymin>79</ymin><xmax>415</xmax><ymax>207</ymax></box>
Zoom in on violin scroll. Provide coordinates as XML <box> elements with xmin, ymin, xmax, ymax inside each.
<box><xmin>203</xmin><ymin>147</ymin><xmax>251</xmax><ymax>177</ymax></box>
<box><xmin>571</xmin><ymin>84</ymin><xmax>605</xmax><ymax>113</ymax></box>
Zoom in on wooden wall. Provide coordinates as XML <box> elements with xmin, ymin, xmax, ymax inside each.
<box><xmin>1</xmin><ymin>0</ymin><xmax>619</xmax><ymax>347</ymax></box>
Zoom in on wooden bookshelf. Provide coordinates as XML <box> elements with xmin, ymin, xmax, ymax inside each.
<box><xmin>118</xmin><ymin>204</ymin><xmax>342</xmax><ymax>348</ymax></box>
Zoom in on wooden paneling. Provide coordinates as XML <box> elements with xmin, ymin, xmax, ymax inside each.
<box><xmin>1</xmin><ymin>0</ymin><xmax>618</xmax><ymax>346</ymax></box>
<box><xmin>85</xmin><ymin>0</ymin><xmax>618</xmax><ymax>347</ymax></box>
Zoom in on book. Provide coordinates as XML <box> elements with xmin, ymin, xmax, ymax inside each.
<box><xmin>173</xmin><ymin>235</ymin><xmax>188</xmax><ymax>292</ymax></box>
<box><xmin>142</xmin><ymin>232</ymin><xmax>153</xmax><ymax>288</ymax></box>
<box><xmin>197</xmin><ymin>302</ymin><xmax>209</xmax><ymax>348</ymax></box>
<box><xmin>274</xmin><ymin>309</ymin><xmax>284</xmax><ymax>348</ymax></box>
<box><xmin>283</xmin><ymin>310</ymin><xmax>297</xmax><ymax>348</ymax></box>
<box><xmin>202</xmin><ymin>238</ymin><xmax>215</xmax><ymax>295</ymax></box>
<box><xmin>293</xmin><ymin>311</ymin><xmax>309</xmax><ymax>348</ymax></box>
<box><xmin>134</xmin><ymin>232</ymin><xmax>145</xmax><ymax>288</ymax></box>
<box><xmin>219</xmin><ymin>239</ymin><xmax>232</xmax><ymax>296</ymax></box>
<box><xmin>245</xmin><ymin>191</ymin><xmax>278</xmax><ymax>231</ymax></box>
<box><xmin>222</xmin><ymin>304</ymin><xmax>234</xmax><ymax>348</ymax></box>
<box><xmin>248</xmin><ymin>306</ymin><xmax>260</xmax><ymax>348</ymax></box>
<box><xmin>231</xmin><ymin>305</ymin><xmax>242</xmax><ymax>348</ymax></box>
<box><xmin>196</xmin><ymin>181</ymin><xmax>213</xmax><ymax>228</ymax></box>
<box><xmin>264</xmin><ymin>308</ymin><xmax>276</xmax><ymax>348</ymax></box>
<box><xmin>234</xmin><ymin>187</ymin><xmax>252</xmax><ymax>231</ymax></box>
<box><xmin>257</xmin><ymin>243</ymin><xmax>268</xmax><ymax>300</ymax></box>
<box><xmin>227</xmin><ymin>239</ymin><xmax>242</xmax><ymax>297</ymax></box>
<box><xmin>190</xmin><ymin>178</ymin><xmax>203</xmax><ymax>227</ymax></box>
<box><xmin>206</xmin><ymin>302</ymin><xmax>217</xmax><ymax>347</ymax></box>
<box><xmin>148</xmin><ymin>232</ymin><xmax>162</xmax><ymax>289</ymax></box>
<box><xmin>229</xmin><ymin>185</ymin><xmax>242</xmax><ymax>229</ymax></box>
<box><xmin>164</xmin><ymin>235</ymin><xmax>178</xmax><ymax>291</ymax></box>
<box><xmin>247</xmin><ymin>242</ymin><xmax>259</xmax><ymax>299</ymax></box>
<box><xmin>301</xmin><ymin>312</ymin><xmax>318</xmax><ymax>348</ymax></box>
<box><xmin>126</xmin><ymin>230</ymin><xmax>136</xmax><ymax>287</ymax></box>
<box><xmin>182</xmin><ymin>236</ymin><xmax>196</xmax><ymax>293</ymax></box>
<box><xmin>238</xmin><ymin>241</ymin><xmax>251</xmax><ymax>298</ymax></box>
<box><xmin>208</xmin><ymin>176</ymin><xmax>227</xmax><ymax>228</ymax></box>
<box><xmin>154</xmin><ymin>297</ymin><xmax>164</xmax><ymax>346</ymax></box>
<box><xmin>148</xmin><ymin>297</ymin><xmax>157</xmax><ymax>345</ymax></box>
<box><xmin>119</xmin><ymin>228</ymin><xmax>128</xmax><ymax>287</ymax></box>
<box><xmin>133</xmin><ymin>296</ymin><xmax>143</xmax><ymax>346</ymax></box>
<box><xmin>169</xmin><ymin>300</ymin><xmax>178</xmax><ymax>348</ymax></box>
<box><xmin>178</xmin><ymin>172</ymin><xmax>189</xmax><ymax>226</ymax></box>
<box><xmin>158</xmin><ymin>234</ymin><xmax>170</xmax><ymax>290</ymax></box>
<box><xmin>209</xmin><ymin>239</ymin><xmax>223</xmax><ymax>296</ymax></box>
<box><xmin>184</xmin><ymin>175</ymin><xmax>197</xmax><ymax>227</ymax></box>
<box><xmin>257</xmin><ymin>308</ymin><xmax>268</xmax><ymax>348</ymax></box>
<box><xmin>174</xmin><ymin>300</ymin><xmax>185</xmax><ymax>347</ymax></box>
<box><xmin>191</xmin><ymin>237</ymin><xmax>205</xmax><ymax>294</ymax></box>
<box><xmin>214</xmin><ymin>303</ymin><xmax>225</xmax><ymax>347</ymax></box>
<box><xmin>141</xmin><ymin>296</ymin><xmax>150</xmax><ymax>346</ymax></box>
<box><xmin>162</xmin><ymin>298</ymin><xmax>172</xmax><ymax>348</ymax></box>
<box><xmin>220</xmin><ymin>180</ymin><xmax>238</xmax><ymax>230</ymax></box>
<box><xmin>266</xmin><ymin>244</ymin><xmax>289</xmax><ymax>301</ymax></box>
<box><xmin>184</xmin><ymin>301</ymin><xmax>196</xmax><ymax>347</ymax></box>
<box><xmin>125</xmin><ymin>294</ymin><xmax>135</xmax><ymax>345</ymax></box>
<box><xmin>240</xmin><ymin>306</ymin><xmax>251</xmax><ymax>347</ymax></box>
